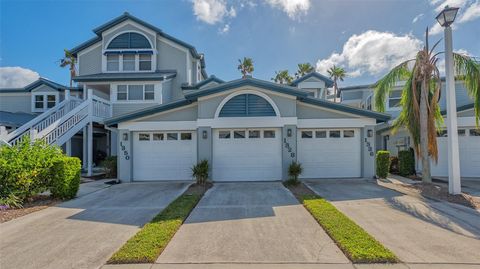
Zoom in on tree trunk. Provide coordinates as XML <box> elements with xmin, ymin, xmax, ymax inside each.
<box><xmin>333</xmin><ymin>80</ymin><xmax>337</xmax><ymax>103</ymax></box>
<box><xmin>419</xmin><ymin>79</ymin><xmax>432</xmax><ymax>183</ymax></box>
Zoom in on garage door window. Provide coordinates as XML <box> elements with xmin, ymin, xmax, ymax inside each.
<box><xmin>234</xmin><ymin>130</ymin><xmax>246</xmax><ymax>139</ymax></box>
<box><xmin>219</xmin><ymin>131</ymin><xmax>231</xmax><ymax>139</ymax></box>
<box><xmin>301</xmin><ymin>131</ymin><xmax>313</xmax><ymax>138</ymax></box>
<box><xmin>181</xmin><ymin>133</ymin><xmax>192</xmax><ymax>140</ymax></box>
<box><xmin>437</xmin><ymin>130</ymin><xmax>448</xmax><ymax>137</ymax></box>
<box><xmin>315</xmin><ymin>131</ymin><xmax>326</xmax><ymax>138</ymax></box>
<box><xmin>249</xmin><ymin>130</ymin><xmax>260</xmax><ymax>138</ymax></box>
<box><xmin>343</xmin><ymin>130</ymin><xmax>355</xmax><ymax>138</ymax></box>
<box><xmin>329</xmin><ymin>130</ymin><xmax>341</xmax><ymax>138</ymax></box>
<box><xmin>139</xmin><ymin>133</ymin><xmax>150</xmax><ymax>141</ymax></box>
<box><xmin>264</xmin><ymin>130</ymin><xmax>276</xmax><ymax>138</ymax></box>
<box><xmin>458</xmin><ymin>129</ymin><xmax>466</xmax><ymax>136</ymax></box>
<box><xmin>167</xmin><ymin>133</ymin><xmax>178</xmax><ymax>140</ymax></box>
<box><xmin>153</xmin><ymin>133</ymin><xmax>164</xmax><ymax>141</ymax></box>
<box><xmin>470</xmin><ymin>129</ymin><xmax>480</xmax><ymax>136</ymax></box>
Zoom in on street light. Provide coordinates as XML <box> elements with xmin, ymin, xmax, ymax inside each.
<box><xmin>437</xmin><ymin>5</ymin><xmax>461</xmax><ymax>195</ymax></box>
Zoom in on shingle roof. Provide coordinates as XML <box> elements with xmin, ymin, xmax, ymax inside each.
<box><xmin>72</xmin><ymin>70</ymin><xmax>177</xmax><ymax>82</ymax></box>
<box><xmin>181</xmin><ymin>75</ymin><xmax>225</xmax><ymax>90</ymax></box>
<box><xmin>0</xmin><ymin>111</ymin><xmax>36</xmax><ymax>127</ymax></box>
<box><xmin>0</xmin><ymin>78</ymin><xmax>81</xmax><ymax>93</ymax></box>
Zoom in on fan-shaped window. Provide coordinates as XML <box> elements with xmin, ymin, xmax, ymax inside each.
<box><xmin>219</xmin><ymin>94</ymin><xmax>276</xmax><ymax>117</ymax></box>
<box><xmin>107</xmin><ymin>32</ymin><xmax>151</xmax><ymax>49</ymax></box>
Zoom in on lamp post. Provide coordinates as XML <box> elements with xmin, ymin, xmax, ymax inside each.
<box><xmin>436</xmin><ymin>6</ymin><xmax>461</xmax><ymax>194</ymax></box>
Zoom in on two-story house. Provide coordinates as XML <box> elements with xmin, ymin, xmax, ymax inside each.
<box><xmin>1</xmin><ymin>12</ymin><xmax>392</xmax><ymax>182</ymax></box>
<box><xmin>340</xmin><ymin>80</ymin><xmax>480</xmax><ymax>177</ymax></box>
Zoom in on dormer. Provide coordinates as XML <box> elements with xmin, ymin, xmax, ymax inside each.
<box><xmin>290</xmin><ymin>72</ymin><xmax>334</xmax><ymax>99</ymax></box>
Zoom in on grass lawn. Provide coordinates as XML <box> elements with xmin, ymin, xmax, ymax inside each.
<box><xmin>302</xmin><ymin>194</ymin><xmax>398</xmax><ymax>263</ymax></box>
<box><xmin>108</xmin><ymin>185</ymin><xmax>207</xmax><ymax>264</ymax></box>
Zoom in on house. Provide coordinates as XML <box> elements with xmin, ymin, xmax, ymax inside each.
<box><xmin>340</xmin><ymin>80</ymin><xmax>480</xmax><ymax>177</ymax></box>
<box><xmin>1</xmin><ymin>12</ymin><xmax>390</xmax><ymax>181</ymax></box>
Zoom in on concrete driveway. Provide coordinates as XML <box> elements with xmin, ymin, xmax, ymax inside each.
<box><xmin>304</xmin><ymin>179</ymin><xmax>480</xmax><ymax>264</ymax></box>
<box><xmin>0</xmin><ymin>182</ymin><xmax>190</xmax><ymax>269</ymax></box>
<box><xmin>157</xmin><ymin>182</ymin><xmax>349</xmax><ymax>264</ymax></box>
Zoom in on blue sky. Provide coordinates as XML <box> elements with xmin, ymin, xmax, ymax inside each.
<box><xmin>1</xmin><ymin>0</ymin><xmax>479</xmax><ymax>88</ymax></box>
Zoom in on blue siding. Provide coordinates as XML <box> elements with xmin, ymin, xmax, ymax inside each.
<box><xmin>107</xmin><ymin>32</ymin><xmax>151</xmax><ymax>49</ymax></box>
<box><xmin>219</xmin><ymin>94</ymin><xmax>276</xmax><ymax>117</ymax></box>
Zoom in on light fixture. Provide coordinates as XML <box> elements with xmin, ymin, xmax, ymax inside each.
<box><xmin>436</xmin><ymin>6</ymin><xmax>459</xmax><ymax>27</ymax></box>
<box><xmin>287</xmin><ymin>128</ymin><xmax>292</xmax><ymax>137</ymax></box>
<box><xmin>367</xmin><ymin>129</ymin><xmax>373</xmax><ymax>137</ymax></box>
<box><xmin>123</xmin><ymin>133</ymin><xmax>128</xmax><ymax>141</ymax></box>
<box><xmin>202</xmin><ymin>130</ymin><xmax>208</xmax><ymax>139</ymax></box>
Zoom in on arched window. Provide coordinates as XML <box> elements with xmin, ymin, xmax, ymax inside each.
<box><xmin>219</xmin><ymin>94</ymin><xmax>276</xmax><ymax>117</ymax></box>
<box><xmin>107</xmin><ymin>32</ymin><xmax>151</xmax><ymax>49</ymax></box>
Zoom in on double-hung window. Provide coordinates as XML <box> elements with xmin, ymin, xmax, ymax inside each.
<box><xmin>33</xmin><ymin>94</ymin><xmax>56</xmax><ymax>111</ymax></box>
<box><xmin>122</xmin><ymin>54</ymin><xmax>135</xmax><ymax>71</ymax></box>
<box><xmin>117</xmin><ymin>84</ymin><xmax>155</xmax><ymax>101</ymax></box>
<box><xmin>388</xmin><ymin>90</ymin><xmax>402</xmax><ymax>110</ymax></box>
<box><xmin>106</xmin><ymin>54</ymin><xmax>120</xmax><ymax>71</ymax></box>
<box><xmin>35</xmin><ymin>95</ymin><xmax>44</xmax><ymax>109</ymax></box>
<box><xmin>139</xmin><ymin>54</ymin><xmax>152</xmax><ymax>71</ymax></box>
<box><xmin>47</xmin><ymin>95</ymin><xmax>56</xmax><ymax>108</ymax></box>
<box><xmin>144</xmin><ymin>84</ymin><xmax>154</xmax><ymax>100</ymax></box>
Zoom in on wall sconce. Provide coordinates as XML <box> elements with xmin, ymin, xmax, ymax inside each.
<box><xmin>385</xmin><ymin>135</ymin><xmax>390</xmax><ymax>140</ymax></box>
<box><xmin>367</xmin><ymin>129</ymin><xmax>373</xmax><ymax>137</ymax></box>
<box><xmin>202</xmin><ymin>130</ymin><xmax>208</xmax><ymax>139</ymax></box>
<box><xmin>122</xmin><ymin>133</ymin><xmax>128</xmax><ymax>141</ymax></box>
<box><xmin>287</xmin><ymin>128</ymin><xmax>292</xmax><ymax>137</ymax></box>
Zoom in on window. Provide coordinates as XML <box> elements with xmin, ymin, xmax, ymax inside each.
<box><xmin>139</xmin><ymin>54</ymin><xmax>152</xmax><ymax>71</ymax></box>
<box><xmin>366</xmin><ymin>94</ymin><xmax>373</xmax><ymax>110</ymax></box>
<box><xmin>315</xmin><ymin>131</ymin><xmax>326</xmax><ymax>138</ymax></box>
<box><xmin>437</xmin><ymin>130</ymin><xmax>448</xmax><ymax>137</ymax></box>
<box><xmin>181</xmin><ymin>133</ymin><xmax>192</xmax><ymax>140</ymax></box>
<box><xmin>249</xmin><ymin>130</ymin><xmax>260</xmax><ymax>138</ymax></box>
<box><xmin>167</xmin><ymin>133</ymin><xmax>178</xmax><ymax>140</ymax></box>
<box><xmin>301</xmin><ymin>131</ymin><xmax>313</xmax><ymax>138</ymax></box>
<box><xmin>35</xmin><ymin>95</ymin><xmax>44</xmax><ymax>109</ymax></box>
<box><xmin>107</xmin><ymin>54</ymin><xmax>119</xmax><ymax>71</ymax></box>
<box><xmin>128</xmin><ymin>85</ymin><xmax>143</xmax><ymax>100</ymax></box>
<box><xmin>264</xmin><ymin>130</ymin><xmax>276</xmax><ymax>138</ymax></box>
<box><xmin>139</xmin><ymin>133</ymin><xmax>150</xmax><ymax>141</ymax></box>
<box><xmin>153</xmin><ymin>133</ymin><xmax>164</xmax><ymax>141</ymax></box>
<box><xmin>122</xmin><ymin>54</ymin><xmax>135</xmax><ymax>71</ymax></box>
<box><xmin>388</xmin><ymin>90</ymin><xmax>402</xmax><ymax>109</ymax></box>
<box><xmin>234</xmin><ymin>130</ymin><xmax>245</xmax><ymax>139</ymax></box>
<box><xmin>343</xmin><ymin>130</ymin><xmax>355</xmax><ymax>138</ymax></box>
<box><xmin>470</xmin><ymin>129</ymin><xmax>480</xmax><ymax>136</ymax></box>
<box><xmin>46</xmin><ymin>95</ymin><xmax>56</xmax><ymax>108</ymax></box>
<box><xmin>144</xmin><ymin>84</ymin><xmax>154</xmax><ymax>100</ymax></box>
<box><xmin>458</xmin><ymin>129</ymin><xmax>466</xmax><ymax>136</ymax></box>
<box><xmin>219</xmin><ymin>131</ymin><xmax>231</xmax><ymax>139</ymax></box>
<box><xmin>329</xmin><ymin>130</ymin><xmax>341</xmax><ymax>138</ymax></box>
<box><xmin>117</xmin><ymin>85</ymin><xmax>127</xmax><ymax>100</ymax></box>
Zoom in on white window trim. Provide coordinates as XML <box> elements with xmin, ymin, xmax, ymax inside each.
<box><xmin>110</xmin><ymin>82</ymin><xmax>162</xmax><ymax>104</ymax></box>
<box><xmin>103</xmin><ymin>52</ymin><xmax>155</xmax><ymax>73</ymax></box>
<box><xmin>31</xmin><ymin>92</ymin><xmax>59</xmax><ymax>113</ymax></box>
<box><xmin>387</xmin><ymin>90</ymin><xmax>402</xmax><ymax>111</ymax></box>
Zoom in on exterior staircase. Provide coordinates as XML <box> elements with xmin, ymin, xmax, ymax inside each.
<box><xmin>1</xmin><ymin>93</ymin><xmax>111</xmax><ymax>147</ymax></box>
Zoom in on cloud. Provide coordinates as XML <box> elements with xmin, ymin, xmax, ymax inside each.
<box><xmin>316</xmin><ymin>31</ymin><xmax>422</xmax><ymax>77</ymax></box>
<box><xmin>458</xmin><ymin>0</ymin><xmax>480</xmax><ymax>22</ymax></box>
<box><xmin>429</xmin><ymin>0</ymin><xmax>479</xmax><ymax>35</ymax></box>
<box><xmin>192</xmin><ymin>0</ymin><xmax>236</xmax><ymax>25</ymax></box>
<box><xmin>219</xmin><ymin>23</ymin><xmax>230</xmax><ymax>34</ymax></box>
<box><xmin>0</xmin><ymin>67</ymin><xmax>39</xmax><ymax>88</ymax></box>
<box><xmin>412</xmin><ymin>13</ymin><xmax>424</xmax><ymax>23</ymax></box>
<box><xmin>264</xmin><ymin>0</ymin><xmax>311</xmax><ymax>19</ymax></box>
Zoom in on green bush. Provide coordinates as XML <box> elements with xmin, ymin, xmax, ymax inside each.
<box><xmin>192</xmin><ymin>159</ymin><xmax>209</xmax><ymax>185</ymax></box>
<box><xmin>398</xmin><ymin>149</ymin><xmax>415</xmax><ymax>176</ymax></box>
<box><xmin>102</xmin><ymin>156</ymin><xmax>117</xmax><ymax>178</ymax></box>
<box><xmin>0</xmin><ymin>138</ymin><xmax>63</xmax><ymax>206</ymax></box>
<box><xmin>50</xmin><ymin>157</ymin><xmax>81</xmax><ymax>199</ymax></box>
<box><xmin>286</xmin><ymin>161</ymin><xmax>303</xmax><ymax>185</ymax></box>
<box><xmin>376</xmin><ymin>151</ymin><xmax>390</xmax><ymax>179</ymax></box>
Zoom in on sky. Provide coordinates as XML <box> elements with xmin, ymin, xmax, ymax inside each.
<box><xmin>0</xmin><ymin>0</ymin><xmax>479</xmax><ymax>88</ymax></box>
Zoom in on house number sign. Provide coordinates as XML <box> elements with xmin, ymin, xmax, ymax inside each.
<box><xmin>283</xmin><ymin>138</ymin><xmax>295</xmax><ymax>159</ymax></box>
<box><xmin>120</xmin><ymin>141</ymin><xmax>130</xmax><ymax>160</ymax></box>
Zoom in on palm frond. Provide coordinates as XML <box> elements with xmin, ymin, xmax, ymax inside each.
<box><xmin>374</xmin><ymin>61</ymin><xmax>411</xmax><ymax>112</ymax></box>
<box><xmin>453</xmin><ymin>53</ymin><xmax>480</xmax><ymax>126</ymax></box>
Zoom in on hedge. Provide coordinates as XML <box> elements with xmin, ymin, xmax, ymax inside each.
<box><xmin>50</xmin><ymin>157</ymin><xmax>81</xmax><ymax>199</ymax></box>
<box><xmin>376</xmin><ymin>151</ymin><xmax>390</xmax><ymax>179</ymax></box>
<box><xmin>398</xmin><ymin>149</ymin><xmax>415</xmax><ymax>176</ymax></box>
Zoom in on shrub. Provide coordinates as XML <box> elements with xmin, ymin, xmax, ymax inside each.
<box><xmin>50</xmin><ymin>157</ymin><xmax>81</xmax><ymax>199</ymax></box>
<box><xmin>376</xmin><ymin>151</ymin><xmax>390</xmax><ymax>179</ymax></box>
<box><xmin>192</xmin><ymin>159</ymin><xmax>209</xmax><ymax>185</ymax></box>
<box><xmin>389</xmin><ymin>156</ymin><xmax>399</xmax><ymax>173</ymax></box>
<box><xmin>0</xmin><ymin>138</ymin><xmax>63</xmax><ymax>207</ymax></box>
<box><xmin>286</xmin><ymin>161</ymin><xmax>303</xmax><ymax>185</ymax></box>
<box><xmin>398</xmin><ymin>149</ymin><xmax>415</xmax><ymax>176</ymax></box>
<box><xmin>102</xmin><ymin>156</ymin><xmax>117</xmax><ymax>178</ymax></box>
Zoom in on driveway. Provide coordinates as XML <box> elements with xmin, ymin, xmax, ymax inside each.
<box><xmin>304</xmin><ymin>179</ymin><xmax>480</xmax><ymax>264</ymax></box>
<box><xmin>0</xmin><ymin>182</ymin><xmax>190</xmax><ymax>269</ymax></box>
<box><xmin>157</xmin><ymin>182</ymin><xmax>349</xmax><ymax>264</ymax></box>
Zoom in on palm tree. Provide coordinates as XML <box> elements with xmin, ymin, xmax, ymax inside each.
<box><xmin>374</xmin><ymin>29</ymin><xmax>479</xmax><ymax>183</ymax></box>
<box><xmin>295</xmin><ymin>63</ymin><xmax>314</xmax><ymax>78</ymax></box>
<box><xmin>237</xmin><ymin>57</ymin><xmax>254</xmax><ymax>78</ymax></box>
<box><xmin>327</xmin><ymin>65</ymin><xmax>346</xmax><ymax>103</ymax></box>
<box><xmin>59</xmin><ymin>49</ymin><xmax>77</xmax><ymax>88</ymax></box>
<box><xmin>272</xmin><ymin>70</ymin><xmax>293</xmax><ymax>84</ymax></box>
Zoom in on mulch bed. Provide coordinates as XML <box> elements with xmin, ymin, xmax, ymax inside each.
<box><xmin>0</xmin><ymin>195</ymin><xmax>61</xmax><ymax>223</ymax></box>
<box><xmin>285</xmin><ymin>182</ymin><xmax>316</xmax><ymax>199</ymax></box>
<box><xmin>185</xmin><ymin>182</ymin><xmax>213</xmax><ymax>195</ymax></box>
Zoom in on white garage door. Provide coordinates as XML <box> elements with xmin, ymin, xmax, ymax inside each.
<box><xmin>431</xmin><ymin>128</ymin><xmax>480</xmax><ymax>177</ymax></box>
<box><xmin>133</xmin><ymin>131</ymin><xmax>196</xmax><ymax>181</ymax></box>
<box><xmin>297</xmin><ymin>129</ymin><xmax>361</xmax><ymax>178</ymax></box>
<box><xmin>213</xmin><ymin>128</ymin><xmax>282</xmax><ymax>181</ymax></box>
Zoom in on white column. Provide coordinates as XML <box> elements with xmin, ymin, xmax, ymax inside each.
<box><xmin>87</xmin><ymin>123</ymin><xmax>93</xmax><ymax>176</ymax></box>
<box><xmin>82</xmin><ymin>127</ymin><xmax>87</xmax><ymax>169</ymax></box>
<box><xmin>66</xmin><ymin>139</ymin><xmax>72</xmax><ymax>156</ymax></box>
<box><xmin>444</xmin><ymin>26</ymin><xmax>461</xmax><ymax>194</ymax></box>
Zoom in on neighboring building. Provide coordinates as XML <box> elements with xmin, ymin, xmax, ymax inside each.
<box><xmin>340</xmin><ymin>80</ymin><xmax>480</xmax><ymax>177</ymax></box>
<box><xmin>1</xmin><ymin>12</ymin><xmax>391</xmax><ymax>181</ymax></box>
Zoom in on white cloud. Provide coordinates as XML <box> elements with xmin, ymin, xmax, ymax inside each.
<box><xmin>219</xmin><ymin>23</ymin><xmax>230</xmax><ymax>34</ymax></box>
<box><xmin>264</xmin><ymin>0</ymin><xmax>311</xmax><ymax>19</ymax></box>
<box><xmin>458</xmin><ymin>0</ymin><xmax>480</xmax><ymax>22</ymax></box>
<box><xmin>431</xmin><ymin>0</ymin><xmax>469</xmax><ymax>12</ymax></box>
<box><xmin>412</xmin><ymin>13</ymin><xmax>424</xmax><ymax>23</ymax></box>
<box><xmin>0</xmin><ymin>67</ymin><xmax>39</xmax><ymax>88</ymax></box>
<box><xmin>316</xmin><ymin>31</ymin><xmax>422</xmax><ymax>77</ymax></box>
<box><xmin>192</xmin><ymin>0</ymin><xmax>236</xmax><ymax>25</ymax></box>
<box><xmin>429</xmin><ymin>0</ymin><xmax>479</xmax><ymax>35</ymax></box>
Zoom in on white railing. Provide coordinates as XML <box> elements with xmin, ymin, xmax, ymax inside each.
<box><xmin>91</xmin><ymin>95</ymin><xmax>112</xmax><ymax>119</ymax></box>
<box><xmin>42</xmin><ymin>101</ymin><xmax>90</xmax><ymax>145</ymax></box>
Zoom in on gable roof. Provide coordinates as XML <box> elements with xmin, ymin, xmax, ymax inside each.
<box><xmin>0</xmin><ymin>78</ymin><xmax>81</xmax><ymax>93</ymax></box>
<box><xmin>69</xmin><ymin>12</ymin><xmax>207</xmax><ymax>78</ymax></box>
<box><xmin>181</xmin><ymin>75</ymin><xmax>224</xmax><ymax>90</ymax></box>
<box><xmin>290</xmin><ymin>72</ymin><xmax>334</xmax><ymax>88</ymax></box>
<box><xmin>105</xmin><ymin>77</ymin><xmax>390</xmax><ymax>125</ymax></box>
<box><xmin>73</xmin><ymin>70</ymin><xmax>176</xmax><ymax>82</ymax></box>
